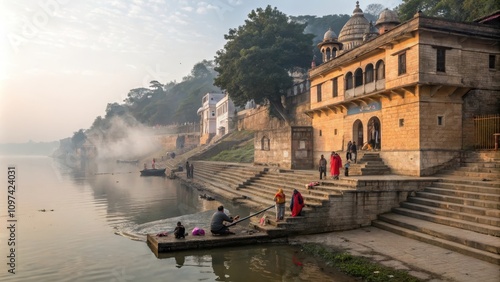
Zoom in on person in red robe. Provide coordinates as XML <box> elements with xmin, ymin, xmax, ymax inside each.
<box><xmin>332</xmin><ymin>152</ymin><xmax>342</xmax><ymax>180</ymax></box>
<box><xmin>329</xmin><ymin>151</ymin><xmax>335</xmax><ymax>178</ymax></box>
<box><xmin>290</xmin><ymin>189</ymin><xmax>304</xmax><ymax>217</ymax></box>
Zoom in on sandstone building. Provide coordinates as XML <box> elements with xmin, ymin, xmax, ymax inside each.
<box><xmin>302</xmin><ymin>3</ymin><xmax>500</xmax><ymax>176</ymax></box>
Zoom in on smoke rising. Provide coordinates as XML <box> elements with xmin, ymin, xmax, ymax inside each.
<box><xmin>89</xmin><ymin>115</ymin><xmax>162</xmax><ymax>160</ymax></box>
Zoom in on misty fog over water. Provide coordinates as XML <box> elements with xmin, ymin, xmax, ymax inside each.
<box><xmin>0</xmin><ymin>156</ymin><xmax>352</xmax><ymax>281</ymax></box>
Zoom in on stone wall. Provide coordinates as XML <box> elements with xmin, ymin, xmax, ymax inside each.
<box><xmin>296</xmin><ymin>179</ymin><xmax>435</xmax><ymax>233</ymax></box>
<box><xmin>462</xmin><ymin>89</ymin><xmax>500</xmax><ymax>149</ymax></box>
<box><xmin>243</xmin><ymin>92</ymin><xmax>311</xmax><ymax>169</ymax></box>
<box><xmin>238</xmin><ymin>105</ymin><xmax>271</xmax><ymax>131</ymax></box>
<box><xmin>157</xmin><ymin>134</ymin><xmax>200</xmax><ymax>151</ymax></box>
<box><xmin>254</xmin><ymin>127</ymin><xmax>291</xmax><ymax>168</ymax></box>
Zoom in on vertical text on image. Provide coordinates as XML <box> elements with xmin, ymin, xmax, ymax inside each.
<box><xmin>6</xmin><ymin>166</ymin><xmax>17</xmax><ymax>274</ymax></box>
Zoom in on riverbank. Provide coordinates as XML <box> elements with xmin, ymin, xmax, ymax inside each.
<box><xmin>173</xmin><ymin>164</ymin><xmax>499</xmax><ymax>282</ymax></box>
<box><xmin>138</xmin><ymin>143</ymin><xmax>499</xmax><ymax>282</ymax></box>
<box><xmin>290</xmin><ymin>227</ymin><xmax>499</xmax><ymax>282</ymax></box>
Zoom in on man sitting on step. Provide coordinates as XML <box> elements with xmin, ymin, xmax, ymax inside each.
<box><xmin>210</xmin><ymin>205</ymin><xmax>240</xmax><ymax>235</ymax></box>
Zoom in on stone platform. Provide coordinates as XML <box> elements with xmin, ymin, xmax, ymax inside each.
<box><xmin>147</xmin><ymin>225</ymin><xmax>284</xmax><ymax>258</ymax></box>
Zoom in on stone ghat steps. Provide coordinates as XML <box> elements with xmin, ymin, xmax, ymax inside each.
<box><xmin>431</xmin><ymin>180</ymin><xmax>500</xmax><ymax>193</ymax></box>
<box><xmin>243</xmin><ymin>172</ymin><xmax>332</xmax><ymax>199</ymax></box>
<box><xmin>348</xmin><ymin>152</ymin><xmax>391</xmax><ymax>176</ymax></box>
<box><xmin>462</xmin><ymin>151</ymin><xmax>500</xmax><ymax>163</ymax></box>
<box><xmin>399</xmin><ymin>201</ymin><xmax>500</xmax><ymax>228</ymax></box>
<box><xmin>406</xmin><ymin>197</ymin><xmax>500</xmax><ymax>218</ymax></box>
<box><xmin>436</xmin><ymin>169</ymin><xmax>500</xmax><ymax>181</ymax></box>
<box><xmin>248</xmin><ymin>214</ymin><xmax>313</xmax><ymax>237</ymax></box>
<box><xmin>423</xmin><ymin>186</ymin><xmax>500</xmax><ymax>202</ymax></box>
<box><xmin>237</xmin><ymin>175</ymin><xmax>329</xmax><ymax>208</ymax></box>
<box><xmin>190</xmin><ymin>162</ymin><xmax>345</xmax><ymax>235</ymax></box>
<box><xmin>196</xmin><ymin>164</ymin><xmax>264</xmax><ymax>188</ymax></box>
<box><xmin>373</xmin><ymin>214</ymin><xmax>500</xmax><ymax>265</ymax></box>
<box><xmin>460</xmin><ymin>162</ymin><xmax>500</xmax><ymax>170</ymax></box>
<box><xmin>392</xmin><ymin>205</ymin><xmax>500</xmax><ymax>236</ymax></box>
<box><xmin>237</xmin><ymin>181</ymin><xmax>328</xmax><ymax>207</ymax></box>
<box><xmin>433</xmin><ymin>177</ymin><xmax>500</xmax><ymax>188</ymax></box>
<box><xmin>191</xmin><ymin>161</ymin><xmax>315</xmax><ymax>215</ymax></box>
<box><xmin>463</xmin><ymin>159</ymin><xmax>500</xmax><ymax>166</ymax></box>
<box><xmin>373</xmin><ymin>152</ymin><xmax>500</xmax><ymax>265</ymax></box>
<box><xmin>192</xmin><ymin>162</ymin><xmax>266</xmax><ymax>200</ymax></box>
<box><xmin>415</xmin><ymin>191</ymin><xmax>500</xmax><ymax>210</ymax></box>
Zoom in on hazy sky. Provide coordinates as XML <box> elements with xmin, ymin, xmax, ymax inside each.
<box><xmin>0</xmin><ymin>0</ymin><xmax>401</xmax><ymax>143</ymax></box>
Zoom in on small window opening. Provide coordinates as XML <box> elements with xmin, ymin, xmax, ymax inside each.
<box><xmin>437</xmin><ymin>116</ymin><xmax>444</xmax><ymax>126</ymax></box>
<box><xmin>489</xmin><ymin>55</ymin><xmax>496</xmax><ymax>69</ymax></box>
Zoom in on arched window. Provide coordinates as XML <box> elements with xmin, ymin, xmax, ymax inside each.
<box><xmin>376</xmin><ymin>60</ymin><xmax>385</xmax><ymax>80</ymax></box>
<box><xmin>354</xmin><ymin>68</ymin><xmax>363</xmax><ymax>87</ymax></box>
<box><xmin>261</xmin><ymin>136</ymin><xmax>270</xmax><ymax>151</ymax></box>
<box><xmin>345</xmin><ymin>72</ymin><xmax>353</xmax><ymax>90</ymax></box>
<box><xmin>332</xmin><ymin>47</ymin><xmax>337</xmax><ymax>58</ymax></box>
<box><xmin>365</xmin><ymin>64</ymin><xmax>374</xmax><ymax>83</ymax></box>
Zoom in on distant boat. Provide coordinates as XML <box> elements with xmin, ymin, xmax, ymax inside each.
<box><xmin>117</xmin><ymin>160</ymin><xmax>139</xmax><ymax>165</ymax></box>
<box><xmin>140</xmin><ymin>168</ymin><xmax>166</xmax><ymax>176</ymax></box>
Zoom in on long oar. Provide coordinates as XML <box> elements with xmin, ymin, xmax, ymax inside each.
<box><xmin>227</xmin><ymin>205</ymin><xmax>275</xmax><ymax>227</ymax></box>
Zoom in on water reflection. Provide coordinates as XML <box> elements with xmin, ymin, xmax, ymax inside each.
<box><xmin>158</xmin><ymin>245</ymin><xmax>354</xmax><ymax>282</ymax></box>
<box><xmin>0</xmin><ymin>156</ymin><xmax>354</xmax><ymax>282</ymax></box>
<box><xmin>80</xmin><ymin>160</ymin><xmax>251</xmax><ymax>240</ymax></box>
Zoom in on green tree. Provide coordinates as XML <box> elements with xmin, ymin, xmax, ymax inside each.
<box><xmin>189</xmin><ymin>60</ymin><xmax>214</xmax><ymax>79</ymax></box>
<box><xmin>71</xmin><ymin>129</ymin><xmax>86</xmax><ymax>149</ymax></box>
<box><xmin>463</xmin><ymin>0</ymin><xmax>500</xmax><ymax>21</ymax></box>
<box><xmin>105</xmin><ymin>102</ymin><xmax>127</xmax><ymax>119</ymax></box>
<box><xmin>397</xmin><ymin>0</ymin><xmax>499</xmax><ymax>22</ymax></box>
<box><xmin>124</xmin><ymin>87</ymin><xmax>150</xmax><ymax>106</ymax></box>
<box><xmin>214</xmin><ymin>5</ymin><xmax>314</xmax><ymax>107</ymax></box>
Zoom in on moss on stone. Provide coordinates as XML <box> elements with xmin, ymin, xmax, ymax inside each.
<box><xmin>300</xmin><ymin>243</ymin><xmax>422</xmax><ymax>282</ymax></box>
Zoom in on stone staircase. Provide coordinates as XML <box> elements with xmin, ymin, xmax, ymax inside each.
<box><xmin>372</xmin><ymin>151</ymin><xmax>500</xmax><ymax>265</ymax></box>
<box><xmin>349</xmin><ymin>152</ymin><xmax>391</xmax><ymax>176</ymax></box>
<box><xmin>190</xmin><ymin>162</ymin><xmax>357</xmax><ymax>237</ymax></box>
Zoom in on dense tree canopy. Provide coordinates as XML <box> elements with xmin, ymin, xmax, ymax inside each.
<box><xmin>71</xmin><ymin>129</ymin><xmax>86</xmax><ymax>149</ymax></box>
<box><xmin>396</xmin><ymin>0</ymin><xmax>500</xmax><ymax>22</ymax></box>
<box><xmin>214</xmin><ymin>6</ymin><xmax>315</xmax><ymax>107</ymax></box>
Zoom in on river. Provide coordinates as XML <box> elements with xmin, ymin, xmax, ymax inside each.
<box><xmin>0</xmin><ymin>156</ymin><xmax>354</xmax><ymax>281</ymax></box>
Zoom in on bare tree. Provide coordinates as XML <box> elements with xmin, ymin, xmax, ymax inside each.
<box><xmin>365</xmin><ymin>3</ymin><xmax>385</xmax><ymax>17</ymax></box>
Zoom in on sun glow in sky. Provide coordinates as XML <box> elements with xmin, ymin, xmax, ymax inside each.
<box><xmin>0</xmin><ymin>0</ymin><xmax>401</xmax><ymax>143</ymax></box>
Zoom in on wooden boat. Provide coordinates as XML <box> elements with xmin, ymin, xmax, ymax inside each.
<box><xmin>140</xmin><ymin>168</ymin><xmax>166</xmax><ymax>176</ymax></box>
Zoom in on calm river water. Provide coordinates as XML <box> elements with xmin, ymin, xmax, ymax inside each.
<box><xmin>0</xmin><ymin>156</ymin><xmax>353</xmax><ymax>281</ymax></box>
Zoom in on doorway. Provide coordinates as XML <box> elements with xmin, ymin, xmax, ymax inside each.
<box><xmin>367</xmin><ymin>116</ymin><xmax>381</xmax><ymax>150</ymax></box>
<box><xmin>353</xmin><ymin>120</ymin><xmax>364</xmax><ymax>147</ymax></box>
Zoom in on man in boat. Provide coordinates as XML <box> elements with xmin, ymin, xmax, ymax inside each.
<box><xmin>210</xmin><ymin>205</ymin><xmax>239</xmax><ymax>235</ymax></box>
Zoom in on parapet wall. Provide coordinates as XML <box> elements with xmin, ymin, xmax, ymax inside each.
<box><xmin>292</xmin><ymin>178</ymin><xmax>436</xmax><ymax>234</ymax></box>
